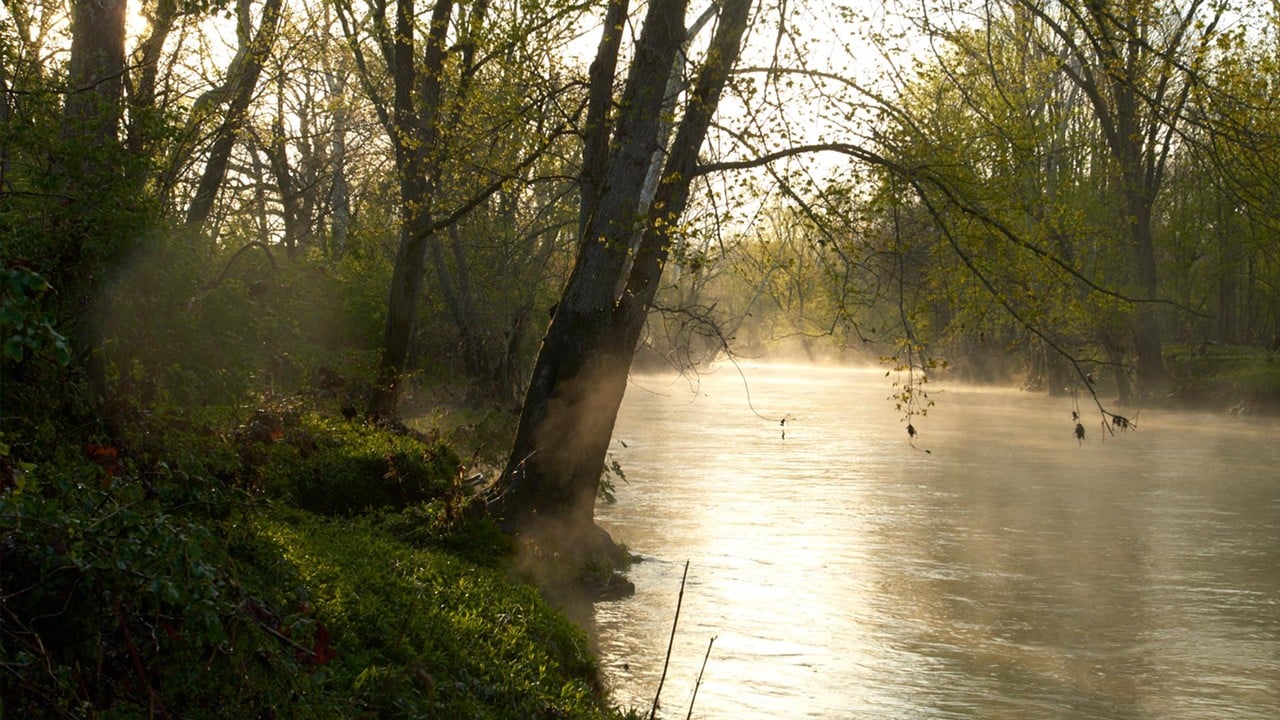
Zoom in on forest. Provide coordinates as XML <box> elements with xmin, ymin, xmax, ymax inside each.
<box><xmin>3</xmin><ymin>0</ymin><xmax>1279</xmax><ymax>716</ymax></box>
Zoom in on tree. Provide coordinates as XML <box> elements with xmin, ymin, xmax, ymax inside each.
<box><xmin>488</xmin><ymin>0</ymin><xmax>754</xmax><ymax>549</ymax></box>
<box><xmin>1009</xmin><ymin>0</ymin><xmax>1226</xmax><ymax>398</ymax></box>
<box><xmin>184</xmin><ymin>0</ymin><xmax>285</xmax><ymax>230</ymax></box>
<box><xmin>772</xmin><ymin>0</ymin><xmax>1237</xmax><ymax>405</ymax></box>
<box><xmin>63</xmin><ymin>0</ymin><xmax>128</xmax><ymax>158</ymax></box>
<box><xmin>340</xmin><ymin>0</ymin><xmax>583</xmax><ymax>415</ymax></box>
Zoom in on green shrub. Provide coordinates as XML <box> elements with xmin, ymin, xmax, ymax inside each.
<box><xmin>259</xmin><ymin>509</ymin><xmax>618</xmax><ymax>720</ymax></box>
<box><xmin>0</xmin><ymin>453</ymin><xmax>328</xmax><ymax>718</ymax></box>
<box><xmin>256</xmin><ymin>415</ymin><xmax>461</xmax><ymax>516</ymax></box>
<box><xmin>1167</xmin><ymin>343</ymin><xmax>1280</xmax><ymax>409</ymax></box>
<box><xmin>374</xmin><ymin>501</ymin><xmax>515</xmax><ymax>566</ymax></box>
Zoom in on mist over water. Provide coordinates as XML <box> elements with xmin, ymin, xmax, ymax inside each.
<box><xmin>591</xmin><ymin>363</ymin><xmax>1280</xmax><ymax>719</ymax></box>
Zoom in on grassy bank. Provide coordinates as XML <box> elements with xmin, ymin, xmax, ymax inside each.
<box><xmin>0</xmin><ymin>406</ymin><xmax>633</xmax><ymax>719</ymax></box>
<box><xmin>1167</xmin><ymin>343</ymin><xmax>1280</xmax><ymax>414</ymax></box>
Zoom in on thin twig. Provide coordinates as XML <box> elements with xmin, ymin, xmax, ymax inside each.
<box><xmin>686</xmin><ymin>635</ymin><xmax>717</xmax><ymax>720</ymax></box>
<box><xmin>650</xmin><ymin>560</ymin><xmax>690</xmax><ymax>720</ymax></box>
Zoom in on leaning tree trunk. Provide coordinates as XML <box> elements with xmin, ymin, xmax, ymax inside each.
<box><xmin>490</xmin><ymin>0</ymin><xmax>753</xmax><ymax>550</ymax></box>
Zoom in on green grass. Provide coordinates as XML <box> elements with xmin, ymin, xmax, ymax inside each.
<box><xmin>1167</xmin><ymin>343</ymin><xmax>1280</xmax><ymax>410</ymax></box>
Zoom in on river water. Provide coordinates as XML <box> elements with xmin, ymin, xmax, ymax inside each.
<box><xmin>590</xmin><ymin>363</ymin><xmax>1280</xmax><ymax>719</ymax></box>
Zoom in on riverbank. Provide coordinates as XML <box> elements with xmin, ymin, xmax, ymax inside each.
<box><xmin>0</xmin><ymin>402</ymin><xmax>633</xmax><ymax>719</ymax></box>
<box><xmin>1166</xmin><ymin>343</ymin><xmax>1280</xmax><ymax>415</ymax></box>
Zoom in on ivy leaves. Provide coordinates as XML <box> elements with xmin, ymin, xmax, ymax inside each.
<box><xmin>0</xmin><ymin>265</ymin><xmax>70</xmax><ymax>366</ymax></box>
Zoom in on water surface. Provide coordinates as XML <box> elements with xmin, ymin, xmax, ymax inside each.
<box><xmin>593</xmin><ymin>363</ymin><xmax>1280</xmax><ymax>719</ymax></box>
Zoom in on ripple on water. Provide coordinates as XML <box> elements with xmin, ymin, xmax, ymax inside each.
<box><xmin>594</xmin><ymin>366</ymin><xmax>1280</xmax><ymax>720</ymax></box>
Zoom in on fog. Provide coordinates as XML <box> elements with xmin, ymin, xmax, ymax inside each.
<box><xmin>590</xmin><ymin>363</ymin><xmax>1280</xmax><ymax>719</ymax></box>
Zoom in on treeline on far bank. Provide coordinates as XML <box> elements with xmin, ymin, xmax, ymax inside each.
<box><xmin>643</xmin><ymin>195</ymin><xmax>1280</xmax><ymax>414</ymax></box>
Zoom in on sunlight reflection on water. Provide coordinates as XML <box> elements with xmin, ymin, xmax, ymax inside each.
<box><xmin>591</xmin><ymin>363</ymin><xmax>1280</xmax><ymax>720</ymax></box>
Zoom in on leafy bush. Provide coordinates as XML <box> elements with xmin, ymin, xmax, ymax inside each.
<box><xmin>1</xmin><ymin>265</ymin><xmax>71</xmax><ymax>366</ymax></box>
<box><xmin>1168</xmin><ymin>343</ymin><xmax>1280</xmax><ymax>410</ymax></box>
<box><xmin>0</xmin><ymin>451</ymin><xmax>328</xmax><ymax>718</ymax></box>
<box><xmin>1</xmin><ymin>430</ymin><xmax>624</xmax><ymax>719</ymax></box>
<box><xmin>255</xmin><ymin>414</ymin><xmax>461</xmax><ymax>516</ymax></box>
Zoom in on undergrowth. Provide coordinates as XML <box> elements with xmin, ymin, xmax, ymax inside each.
<box><xmin>0</xmin><ymin>408</ymin><xmax>628</xmax><ymax>719</ymax></box>
<box><xmin>1167</xmin><ymin>343</ymin><xmax>1280</xmax><ymax>412</ymax></box>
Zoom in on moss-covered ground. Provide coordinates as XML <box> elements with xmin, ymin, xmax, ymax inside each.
<box><xmin>0</xmin><ymin>405</ymin><xmax>636</xmax><ymax>719</ymax></box>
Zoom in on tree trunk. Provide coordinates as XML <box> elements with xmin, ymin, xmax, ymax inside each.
<box><xmin>328</xmin><ymin>70</ymin><xmax>351</xmax><ymax>258</ymax></box>
<box><xmin>366</xmin><ymin>0</ymin><xmax>456</xmax><ymax>418</ymax></box>
<box><xmin>1215</xmin><ymin>199</ymin><xmax>1239</xmax><ymax>344</ymax></box>
<box><xmin>60</xmin><ymin>0</ymin><xmax>128</xmax><ymax>419</ymax></box>
<box><xmin>1126</xmin><ymin>183</ymin><xmax>1170</xmax><ymax>397</ymax></box>
<box><xmin>491</xmin><ymin>0</ymin><xmax>752</xmax><ymax>545</ymax></box>
<box><xmin>429</xmin><ymin>225</ymin><xmax>494</xmax><ymax>386</ymax></box>
<box><xmin>266</xmin><ymin>107</ymin><xmax>311</xmax><ymax>256</ymax></box>
<box><xmin>126</xmin><ymin>0</ymin><xmax>178</xmax><ymax>159</ymax></box>
<box><xmin>370</xmin><ymin>221</ymin><xmax>434</xmax><ymax>416</ymax></box>
<box><xmin>184</xmin><ymin>0</ymin><xmax>283</xmax><ymax>231</ymax></box>
<box><xmin>1099</xmin><ymin>329</ymin><xmax>1133</xmax><ymax>406</ymax></box>
<box><xmin>64</xmin><ymin>0</ymin><xmax>127</xmax><ymax>151</ymax></box>
<box><xmin>1045</xmin><ymin>350</ymin><xmax>1070</xmax><ymax>397</ymax></box>
<box><xmin>578</xmin><ymin>0</ymin><xmax>631</xmax><ymax>241</ymax></box>
<box><xmin>62</xmin><ymin>0</ymin><xmax>128</xmax><ymax>201</ymax></box>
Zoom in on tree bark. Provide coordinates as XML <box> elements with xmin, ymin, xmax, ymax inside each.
<box><xmin>491</xmin><ymin>0</ymin><xmax>753</xmax><ymax>544</ymax></box>
<box><xmin>366</xmin><ymin>0</ymin><xmax>456</xmax><ymax>418</ymax></box>
<box><xmin>1215</xmin><ymin>199</ymin><xmax>1239</xmax><ymax>344</ymax></box>
<box><xmin>429</xmin><ymin>225</ymin><xmax>494</xmax><ymax>385</ymax></box>
<box><xmin>62</xmin><ymin>0</ymin><xmax>128</xmax><ymax>188</ymax></box>
<box><xmin>327</xmin><ymin>70</ymin><xmax>351</xmax><ymax>258</ymax></box>
<box><xmin>578</xmin><ymin>0</ymin><xmax>631</xmax><ymax>241</ymax></box>
<box><xmin>1125</xmin><ymin>171</ymin><xmax>1170</xmax><ymax>396</ymax></box>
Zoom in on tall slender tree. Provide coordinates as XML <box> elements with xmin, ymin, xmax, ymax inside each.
<box><xmin>1013</xmin><ymin>0</ymin><xmax>1224</xmax><ymax>398</ymax></box>
<box><xmin>184</xmin><ymin>0</ymin><xmax>285</xmax><ymax>231</ymax></box>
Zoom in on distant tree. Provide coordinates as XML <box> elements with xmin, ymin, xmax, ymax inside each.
<box><xmin>1009</xmin><ymin>0</ymin><xmax>1227</xmax><ymax>398</ymax></box>
<box><xmin>184</xmin><ymin>0</ymin><xmax>284</xmax><ymax>231</ymax></box>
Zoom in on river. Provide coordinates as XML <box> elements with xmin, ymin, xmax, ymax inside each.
<box><xmin>590</xmin><ymin>363</ymin><xmax>1280</xmax><ymax>719</ymax></box>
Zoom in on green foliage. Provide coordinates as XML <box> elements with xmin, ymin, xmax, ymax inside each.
<box><xmin>598</xmin><ymin>454</ymin><xmax>626</xmax><ymax>505</ymax></box>
<box><xmin>259</xmin><ymin>508</ymin><xmax>618</xmax><ymax>719</ymax></box>
<box><xmin>255</xmin><ymin>414</ymin><xmax>461</xmax><ymax>516</ymax></box>
<box><xmin>1</xmin><ymin>409</ymin><xmax>625</xmax><ymax>719</ymax></box>
<box><xmin>1168</xmin><ymin>344</ymin><xmax>1280</xmax><ymax>410</ymax></box>
<box><xmin>0</xmin><ymin>452</ymin><xmax>325</xmax><ymax>718</ymax></box>
<box><xmin>374</xmin><ymin>501</ymin><xmax>515</xmax><ymax>565</ymax></box>
<box><xmin>91</xmin><ymin>236</ymin><xmax>383</xmax><ymax>417</ymax></box>
<box><xmin>413</xmin><ymin>404</ymin><xmax>518</xmax><ymax>465</ymax></box>
<box><xmin>1</xmin><ymin>265</ymin><xmax>70</xmax><ymax>365</ymax></box>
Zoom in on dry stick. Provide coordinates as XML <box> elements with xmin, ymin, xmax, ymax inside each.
<box><xmin>685</xmin><ymin>635</ymin><xmax>717</xmax><ymax>720</ymax></box>
<box><xmin>650</xmin><ymin>560</ymin><xmax>691</xmax><ymax>720</ymax></box>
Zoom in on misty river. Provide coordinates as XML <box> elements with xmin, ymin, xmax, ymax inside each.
<box><xmin>590</xmin><ymin>363</ymin><xmax>1280</xmax><ymax>719</ymax></box>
